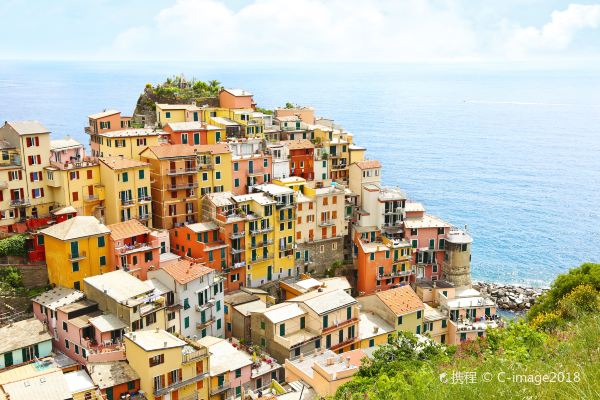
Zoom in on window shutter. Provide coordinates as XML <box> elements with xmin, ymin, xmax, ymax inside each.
<box><xmin>37</xmin><ymin>155</ymin><xmax>41</xmax><ymax>164</ymax></box>
<box><xmin>30</xmin><ymin>172</ymin><xmax>34</xmax><ymax>181</ymax></box>
<box><xmin>41</xmin><ymin>188</ymin><xmax>44</xmax><ymax>196</ymax></box>
<box><xmin>35</xmin><ymin>137</ymin><xmax>39</xmax><ymax>146</ymax></box>
<box><xmin>28</xmin><ymin>156</ymin><xmax>33</xmax><ymax>165</ymax></box>
<box><xmin>18</xmin><ymin>171</ymin><xmax>22</xmax><ymax>180</ymax></box>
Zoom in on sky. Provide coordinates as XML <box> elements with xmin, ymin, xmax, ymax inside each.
<box><xmin>1</xmin><ymin>0</ymin><xmax>600</xmax><ymax>63</ymax></box>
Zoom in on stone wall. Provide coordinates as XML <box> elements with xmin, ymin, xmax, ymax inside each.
<box><xmin>474</xmin><ymin>282</ymin><xmax>548</xmax><ymax>312</ymax></box>
<box><xmin>295</xmin><ymin>237</ymin><xmax>345</xmax><ymax>276</ymax></box>
<box><xmin>0</xmin><ymin>263</ymin><xmax>48</xmax><ymax>288</ymax></box>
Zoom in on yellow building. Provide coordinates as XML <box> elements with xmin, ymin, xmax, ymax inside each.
<box><xmin>0</xmin><ymin>121</ymin><xmax>53</xmax><ymax>228</ymax></box>
<box><xmin>254</xmin><ymin>184</ymin><xmax>298</xmax><ymax>280</ymax></box>
<box><xmin>40</xmin><ymin>216</ymin><xmax>110</xmax><ymax>290</ymax></box>
<box><xmin>358</xmin><ymin>311</ymin><xmax>394</xmax><ymax>349</ymax></box>
<box><xmin>99</xmin><ymin>157</ymin><xmax>152</xmax><ymax>226</ymax></box>
<box><xmin>93</xmin><ymin>128</ymin><xmax>162</xmax><ymax>160</ymax></box>
<box><xmin>45</xmin><ymin>138</ymin><xmax>104</xmax><ymax>218</ymax></box>
<box><xmin>231</xmin><ymin>192</ymin><xmax>276</xmax><ymax>287</ymax></box>
<box><xmin>201</xmin><ymin>107</ymin><xmax>267</xmax><ymax>140</ymax></box>
<box><xmin>156</xmin><ymin>103</ymin><xmax>202</xmax><ymax>127</ymax></box>
<box><xmin>124</xmin><ymin>329</ymin><xmax>210</xmax><ymax>400</ymax></box>
<box><xmin>358</xmin><ymin>286</ymin><xmax>425</xmax><ymax>336</ymax></box>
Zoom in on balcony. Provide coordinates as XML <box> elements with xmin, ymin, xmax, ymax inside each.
<box><xmin>182</xmin><ymin>346</ymin><xmax>209</xmax><ymax>363</ymax></box>
<box><xmin>68</xmin><ymin>251</ymin><xmax>87</xmax><ymax>261</ymax></box>
<box><xmin>138</xmin><ymin>195</ymin><xmax>152</xmax><ymax>203</ymax></box>
<box><xmin>331</xmin><ymin>162</ymin><xmax>347</xmax><ymax>170</ymax></box>
<box><xmin>116</xmin><ymin>239</ymin><xmax>160</xmax><ymax>254</ymax></box>
<box><xmin>330</xmin><ymin>336</ymin><xmax>359</xmax><ymax>351</ymax></box>
<box><xmin>231</xmin><ymin>246</ymin><xmax>245</xmax><ymax>255</ymax></box>
<box><xmin>84</xmin><ymin>194</ymin><xmax>100</xmax><ymax>202</ymax></box>
<box><xmin>279</xmin><ymin>243</ymin><xmax>295</xmax><ymax>252</ymax></box>
<box><xmin>251</xmin><ymin>239</ymin><xmax>273</xmax><ymax>249</ymax></box>
<box><xmin>196</xmin><ymin>299</ymin><xmax>215</xmax><ymax>312</ymax></box>
<box><xmin>318</xmin><ymin>219</ymin><xmax>335</xmax><ymax>227</ymax></box>
<box><xmin>168</xmin><ymin>182</ymin><xmax>198</xmax><ymax>191</ymax></box>
<box><xmin>251</xmin><ymin>253</ymin><xmax>274</xmax><ymax>263</ymax></box>
<box><xmin>138</xmin><ymin>214</ymin><xmax>150</xmax><ymax>222</ymax></box>
<box><xmin>209</xmin><ymin>382</ymin><xmax>231</xmax><ymax>396</ymax></box>
<box><xmin>167</xmin><ymin>167</ymin><xmax>197</xmax><ymax>176</ymax></box>
<box><xmin>10</xmin><ymin>198</ymin><xmax>30</xmax><ymax>207</ymax></box>
<box><xmin>250</xmin><ymin>226</ymin><xmax>273</xmax><ymax>235</ymax></box>
<box><xmin>154</xmin><ymin>372</ymin><xmax>208</xmax><ymax>397</ymax></box>
<box><xmin>196</xmin><ymin>317</ymin><xmax>215</xmax><ymax>330</ymax></box>
<box><xmin>197</xmin><ymin>162</ymin><xmax>214</xmax><ymax>171</ymax></box>
<box><xmin>322</xmin><ymin>317</ymin><xmax>358</xmax><ymax>335</ymax></box>
<box><xmin>276</xmin><ymin>201</ymin><xmax>295</xmax><ymax>209</ymax></box>
<box><xmin>121</xmin><ymin>198</ymin><xmax>135</xmax><ymax>206</ymax></box>
<box><xmin>229</xmin><ymin>231</ymin><xmax>245</xmax><ymax>239</ymax></box>
<box><xmin>376</xmin><ymin>270</ymin><xmax>412</xmax><ymax>280</ymax></box>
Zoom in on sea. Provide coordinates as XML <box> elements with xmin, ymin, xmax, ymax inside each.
<box><xmin>0</xmin><ymin>61</ymin><xmax>599</xmax><ymax>287</ymax></box>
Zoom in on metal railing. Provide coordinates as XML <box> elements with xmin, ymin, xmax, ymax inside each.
<box><xmin>229</xmin><ymin>231</ymin><xmax>245</xmax><ymax>239</ymax></box>
<box><xmin>250</xmin><ymin>226</ymin><xmax>273</xmax><ymax>235</ymax></box>
<box><xmin>69</xmin><ymin>251</ymin><xmax>87</xmax><ymax>261</ymax></box>
<box><xmin>167</xmin><ymin>182</ymin><xmax>198</xmax><ymax>191</ymax></box>
<box><xmin>10</xmin><ymin>198</ymin><xmax>30</xmax><ymax>207</ymax></box>
<box><xmin>167</xmin><ymin>167</ymin><xmax>197</xmax><ymax>175</ymax></box>
<box><xmin>153</xmin><ymin>372</ymin><xmax>208</xmax><ymax>396</ymax></box>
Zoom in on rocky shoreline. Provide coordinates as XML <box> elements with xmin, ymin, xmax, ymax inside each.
<box><xmin>473</xmin><ymin>282</ymin><xmax>549</xmax><ymax>312</ymax></box>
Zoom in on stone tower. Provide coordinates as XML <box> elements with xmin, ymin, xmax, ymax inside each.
<box><xmin>442</xmin><ymin>228</ymin><xmax>473</xmax><ymax>287</ymax></box>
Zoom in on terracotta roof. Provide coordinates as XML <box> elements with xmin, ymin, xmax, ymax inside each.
<box><xmin>99</xmin><ymin>156</ymin><xmax>148</xmax><ymax>170</ymax></box>
<box><xmin>160</xmin><ymin>259</ymin><xmax>214</xmax><ymax>285</ymax></box>
<box><xmin>283</xmin><ymin>139</ymin><xmax>314</xmax><ymax>150</ymax></box>
<box><xmin>142</xmin><ymin>143</ymin><xmax>230</xmax><ymax>159</ymax></box>
<box><xmin>107</xmin><ymin>219</ymin><xmax>150</xmax><ymax>241</ymax></box>
<box><xmin>354</xmin><ymin>160</ymin><xmax>381</xmax><ymax>170</ymax></box>
<box><xmin>375</xmin><ymin>286</ymin><xmax>424</xmax><ymax>316</ymax></box>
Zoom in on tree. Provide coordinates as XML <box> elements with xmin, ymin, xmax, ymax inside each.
<box><xmin>285</xmin><ymin>102</ymin><xmax>294</xmax><ymax>109</ymax></box>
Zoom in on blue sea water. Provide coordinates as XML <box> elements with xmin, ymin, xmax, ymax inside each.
<box><xmin>0</xmin><ymin>61</ymin><xmax>599</xmax><ymax>286</ymax></box>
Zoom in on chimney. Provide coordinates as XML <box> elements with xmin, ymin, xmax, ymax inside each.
<box><xmin>164</xmin><ymin>341</ymin><xmax>168</xmax><ymax>348</ymax></box>
<box><xmin>345</xmin><ymin>356</ymin><xmax>351</xmax><ymax>368</ymax></box>
<box><xmin>155</xmin><ymin>327</ymin><xmax>159</xmax><ymax>333</ymax></box>
<box><xmin>299</xmin><ymin>353</ymin><xmax>304</xmax><ymax>361</ymax></box>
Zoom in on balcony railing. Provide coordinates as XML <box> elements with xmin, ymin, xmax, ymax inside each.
<box><xmin>116</xmin><ymin>240</ymin><xmax>160</xmax><ymax>254</ymax></box>
<box><xmin>318</xmin><ymin>219</ymin><xmax>335</xmax><ymax>227</ymax></box>
<box><xmin>231</xmin><ymin>247</ymin><xmax>245</xmax><ymax>255</ymax></box>
<box><xmin>138</xmin><ymin>195</ymin><xmax>152</xmax><ymax>202</ymax></box>
<box><xmin>196</xmin><ymin>317</ymin><xmax>215</xmax><ymax>330</ymax></box>
<box><xmin>182</xmin><ymin>346</ymin><xmax>209</xmax><ymax>363</ymax></box>
<box><xmin>121</xmin><ymin>198</ymin><xmax>135</xmax><ymax>206</ymax></box>
<box><xmin>196</xmin><ymin>300</ymin><xmax>214</xmax><ymax>312</ymax></box>
<box><xmin>279</xmin><ymin>243</ymin><xmax>295</xmax><ymax>251</ymax></box>
<box><xmin>154</xmin><ymin>372</ymin><xmax>208</xmax><ymax>396</ymax></box>
<box><xmin>251</xmin><ymin>253</ymin><xmax>274</xmax><ymax>263</ymax></box>
<box><xmin>250</xmin><ymin>226</ymin><xmax>273</xmax><ymax>235</ymax></box>
<box><xmin>250</xmin><ymin>239</ymin><xmax>273</xmax><ymax>249</ymax></box>
<box><xmin>322</xmin><ymin>317</ymin><xmax>358</xmax><ymax>335</ymax></box>
<box><xmin>376</xmin><ymin>270</ymin><xmax>412</xmax><ymax>280</ymax></box>
<box><xmin>168</xmin><ymin>182</ymin><xmax>198</xmax><ymax>191</ymax></box>
<box><xmin>138</xmin><ymin>214</ymin><xmax>150</xmax><ymax>221</ymax></box>
<box><xmin>209</xmin><ymin>382</ymin><xmax>231</xmax><ymax>396</ymax></box>
<box><xmin>84</xmin><ymin>194</ymin><xmax>99</xmax><ymax>202</ymax></box>
<box><xmin>229</xmin><ymin>231</ymin><xmax>245</xmax><ymax>239</ymax></box>
<box><xmin>331</xmin><ymin>163</ymin><xmax>347</xmax><ymax>170</ymax></box>
<box><xmin>167</xmin><ymin>167</ymin><xmax>197</xmax><ymax>175</ymax></box>
<box><xmin>330</xmin><ymin>336</ymin><xmax>359</xmax><ymax>351</ymax></box>
<box><xmin>10</xmin><ymin>198</ymin><xmax>30</xmax><ymax>207</ymax></box>
<box><xmin>69</xmin><ymin>251</ymin><xmax>87</xmax><ymax>261</ymax></box>
<box><xmin>197</xmin><ymin>163</ymin><xmax>213</xmax><ymax>170</ymax></box>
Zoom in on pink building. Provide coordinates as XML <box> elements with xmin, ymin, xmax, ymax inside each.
<box><xmin>404</xmin><ymin>203</ymin><xmax>449</xmax><ymax>281</ymax></box>
<box><xmin>232</xmin><ymin>154</ymin><xmax>272</xmax><ymax>195</ymax></box>
<box><xmin>107</xmin><ymin>219</ymin><xmax>161</xmax><ymax>281</ymax></box>
<box><xmin>219</xmin><ymin>88</ymin><xmax>255</xmax><ymax>109</ymax></box>
<box><xmin>86</xmin><ymin>110</ymin><xmax>132</xmax><ymax>157</ymax></box>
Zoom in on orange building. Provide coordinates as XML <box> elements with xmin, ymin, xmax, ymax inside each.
<box><xmin>284</xmin><ymin>139</ymin><xmax>314</xmax><ymax>181</ymax></box>
<box><xmin>88</xmin><ymin>361</ymin><xmax>141</xmax><ymax>400</ymax></box>
<box><xmin>107</xmin><ymin>219</ymin><xmax>161</xmax><ymax>280</ymax></box>
<box><xmin>163</xmin><ymin>122</ymin><xmax>224</xmax><ymax>145</ymax></box>
<box><xmin>170</xmin><ymin>221</ymin><xmax>229</xmax><ymax>272</ymax></box>
<box><xmin>218</xmin><ymin>88</ymin><xmax>255</xmax><ymax>109</ymax></box>
<box><xmin>354</xmin><ymin>226</ymin><xmax>412</xmax><ymax>296</ymax></box>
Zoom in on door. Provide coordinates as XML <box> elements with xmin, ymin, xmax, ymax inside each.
<box><xmin>70</xmin><ymin>241</ymin><xmax>79</xmax><ymax>258</ymax></box>
<box><xmin>105</xmin><ymin>388</ymin><xmax>113</xmax><ymax>400</ymax></box>
<box><xmin>193</xmin><ymin>112</ymin><xmax>199</xmax><ymax>121</ymax></box>
<box><xmin>3</xmin><ymin>352</ymin><xmax>13</xmax><ymax>367</ymax></box>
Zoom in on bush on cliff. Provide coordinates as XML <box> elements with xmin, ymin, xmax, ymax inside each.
<box><xmin>0</xmin><ymin>234</ymin><xmax>28</xmax><ymax>257</ymax></box>
<box><xmin>528</xmin><ymin>262</ymin><xmax>600</xmax><ymax>319</ymax></box>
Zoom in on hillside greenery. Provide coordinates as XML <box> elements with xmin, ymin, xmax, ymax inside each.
<box><xmin>0</xmin><ymin>234</ymin><xmax>28</xmax><ymax>257</ymax></box>
<box><xmin>333</xmin><ymin>263</ymin><xmax>600</xmax><ymax>400</ymax></box>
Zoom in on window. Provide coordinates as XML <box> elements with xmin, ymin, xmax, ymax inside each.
<box><xmin>429</xmin><ymin>239</ymin><xmax>435</xmax><ymax>249</ymax></box>
<box><xmin>279</xmin><ymin>323</ymin><xmax>285</xmax><ymax>336</ymax></box>
<box><xmin>397</xmin><ymin>316</ymin><xmax>403</xmax><ymax>325</ymax></box>
<box><xmin>145</xmin><ymin>252</ymin><xmax>153</xmax><ymax>262</ymax></box>
<box><xmin>442</xmin><ymin>319</ymin><xmax>447</xmax><ymax>328</ymax></box>
<box><xmin>139</xmin><ymin>170</ymin><xmax>145</xmax><ymax>179</ymax></box>
<box><xmin>122</xmin><ymin>172</ymin><xmax>128</xmax><ymax>182</ymax></box>
<box><xmin>323</xmin><ymin>315</ymin><xmax>328</xmax><ymax>328</ymax></box>
<box><xmin>411</xmin><ymin>239</ymin><xmax>418</xmax><ymax>248</ymax></box>
<box><xmin>165</xmin><ymin>111</ymin><xmax>171</xmax><ymax>118</ymax></box>
<box><xmin>97</xmin><ymin>236</ymin><xmax>105</xmax><ymax>247</ymax></box>
<box><xmin>183</xmin><ymin>298</ymin><xmax>190</xmax><ymax>310</ymax></box>
<box><xmin>62</xmin><ymin>321</ymin><xmax>68</xmax><ymax>331</ymax></box>
<box><xmin>261</xmin><ymin>338</ymin><xmax>266</xmax><ymax>347</ymax></box>
<box><xmin>460</xmin><ymin>333</ymin><xmax>467</xmax><ymax>342</ymax></box>
<box><xmin>72</xmin><ymin>262</ymin><xmax>79</xmax><ymax>272</ymax></box>
<box><xmin>416</xmin><ymin>325</ymin><xmax>421</xmax><ymax>334</ymax></box>
<box><xmin>184</xmin><ymin>316</ymin><xmax>190</xmax><ymax>329</ymax></box>
<box><xmin>235</xmin><ymin>368</ymin><xmax>241</xmax><ymax>378</ymax></box>
<box><xmin>234</xmin><ymin>178</ymin><xmax>240</xmax><ymax>187</ymax></box>
<box><xmin>217</xmin><ymin>318</ymin><xmax>222</xmax><ymax>329</ymax></box>
<box><xmin>146</xmin><ymin>313</ymin><xmax>157</xmax><ymax>325</ymax></box>
<box><xmin>234</xmin><ymin>162</ymin><xmax>239</xmax><ymax>171</ymax></box>
<box><xmin>99</xmin><ymin>256</ymin><xmax>106</xmax><ymax>266</ymax></box>
<box><xmin>369</xmin><ymin>339</ymin><xmax>375</xmax><ymax>347</ymax></box>
<box><xmin>416</xmin><ymin>310</ymin><xmax>422</xmax><ymax>319</ymax></box>
<box><xmin>149</xmin><ymin>354</ymin><xmax>165</xmax><ymax>367</ymax></box>
<box><xmin>439</xmin><ymin>239</ymin><xmax>445</xmax><ymax>249</ymax></box>
<box><xmin>300</xmin><ymin>316</ymin><xmax>305</xmax><ymax>329</ymax></box>
<box><xmin>65</xmin><ymin>340</ymin><xmax>70</xmax><ymax>349</ymax></box>
<box><xmin>369</xmin><ymin>253</ymin><xmax>375</xmax><ymax>261</ymax></box>
<box><xmin>260</xmin><ymin>321</ymin><xmax>265</xmax><ymax>330</ymax></box>
<box><xmin>215</xmin><ymin>171</ymin><xmax>221</xmax><ymax>180</ymax></box>
<box><xmin>215</xmin><ymin>156</ymin><xmax>221</xmax><ymax>165</ymax></box>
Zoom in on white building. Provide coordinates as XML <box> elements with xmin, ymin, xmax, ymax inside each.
<box><xmin>266</xmin><ymin>143</ymin><xmax>290</xmax><ymax>179</ymax></box>
<box><xmin>148</xmin><ymin>259</ymin><xmax>225</xmax><ymax>339</ymax></box>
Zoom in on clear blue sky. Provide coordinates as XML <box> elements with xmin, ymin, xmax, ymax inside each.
<box><xmin>2</xmin><ymin>0</ymin><xmax>600</xmax><ymax>63</ymax></box>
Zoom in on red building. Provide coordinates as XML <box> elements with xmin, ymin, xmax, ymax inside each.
<box><xmin>163</xmin><ymin>122</ymin><xmax>224</xmax><ymax>145</ymax></box>
<box><xmin>284</xmin><ymin>139</ymin><xmax>314</xmax><ymax>181</ymax></box>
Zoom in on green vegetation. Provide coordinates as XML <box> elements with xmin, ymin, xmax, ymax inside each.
<box><xmin>284</xmin><ymin>102</ymin><xmax>295</xmax><ymax>109</ymax></box>
<box><xmin>138</xmin><ymin>75</ymin><xmax>221</xmax><ymax>111</ymax></box>
<box><xmin>256</xmin><ymin>107</ymin><xmax>274</xmax><ymax>115</ymax></box>
<box><xmin>0</xmin><ymin>266</ymin><xmax>23</xmax><ymax>288</ymax></box>
<box><xmin>333</xmin><ymin>263</ymin><xmax>600</xmax><ymax>400</ymax></box>
<box><xmin>0</xmin><ymin>234</ymin><xmax>28</xmax><ymax>257</ymax></box>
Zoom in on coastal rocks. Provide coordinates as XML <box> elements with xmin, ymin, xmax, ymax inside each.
<box><xmin>474</xmin><ymin>281</ymin><xmax>548</xmax><ymax>312</ymax></box>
